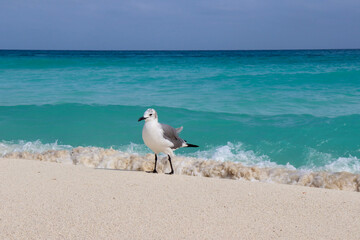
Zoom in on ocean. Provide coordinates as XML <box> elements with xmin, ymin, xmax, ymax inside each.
<box><xmin>1</xmin><ymin>50</ymin><xmax>360</xmax><ymax>190</ymax></box>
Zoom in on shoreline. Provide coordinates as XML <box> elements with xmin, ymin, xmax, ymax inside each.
<box><xmin>1</xmin><ymin>157</ymin><xmax>360</xmax><ymax>239</ymax></box>
<box><xmin>3</xmin><ymin>147</ymin><xmax>360</xmax><ymax>192</ymax></box>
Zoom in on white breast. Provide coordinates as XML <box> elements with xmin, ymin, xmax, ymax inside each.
<box><xmin>142</xmin><ymin>121</ymin><xmax>173</xmax><ymax>154</ymax></box>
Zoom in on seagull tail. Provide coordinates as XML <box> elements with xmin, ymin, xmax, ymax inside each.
<box><xmin>183</xmin><ymin>140</ymin><xmax>199</xmax><ymax>148</ymax></box>
<box><xmin>186</xmin><ymin>143</ymin><xmax>199</xmax><ymax>148</ymax></box>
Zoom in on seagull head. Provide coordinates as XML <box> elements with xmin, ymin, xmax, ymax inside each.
<box><xmin>138</xmin><ymin>108</ymin><xmax>158</xmax><ymax>122</ymax></box>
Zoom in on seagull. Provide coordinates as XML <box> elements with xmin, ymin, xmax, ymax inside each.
<box><xmin>138</xmin><ymin>108</ymin><xmax>199</xmax><ymax>174</ymax></box>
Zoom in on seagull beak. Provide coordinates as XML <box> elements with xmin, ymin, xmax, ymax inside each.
<box><xmin>138</xmin><ymin>116</ymin><xmax>146</xmax><ymax>122</ymax></box>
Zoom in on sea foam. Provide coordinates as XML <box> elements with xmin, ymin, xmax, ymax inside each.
<box><xmin>2</xmin><ymin>141</ymin><xmax>359</xmax><ymax>192</ymax></box>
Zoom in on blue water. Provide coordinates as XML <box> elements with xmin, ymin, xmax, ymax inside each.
<box><xmin>0</xmin><ymin>50</ymin><xmax>359</xmax><ymax>172</ymax></box>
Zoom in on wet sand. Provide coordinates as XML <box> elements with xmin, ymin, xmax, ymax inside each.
<box><xmin>1</xmin><ymin>158</ymin><xmax>360</xmax><ymax>239</ymax></box>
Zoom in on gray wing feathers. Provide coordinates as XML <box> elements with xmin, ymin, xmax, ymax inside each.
<box><xmin>160</xmin><ymin>123</ymin><xmax>185</xmax><ymax>149</ymax></box>
<box><xmin>176</xmin><ymin>126</ymin><xmax>183</xmax><ymax>133</ymax></box>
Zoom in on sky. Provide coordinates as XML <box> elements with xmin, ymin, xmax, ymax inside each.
<box><xmin>0</xmin><ymin>0</ymin><xmax>359</xmax><ymax>50</ymax></box>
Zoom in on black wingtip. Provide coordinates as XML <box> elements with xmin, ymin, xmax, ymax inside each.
<box><xmin>186</xmin><ymin>143</ymin><xmax>199</xmax><ymax>148</ymax></box>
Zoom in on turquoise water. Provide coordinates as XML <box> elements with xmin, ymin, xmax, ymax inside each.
<box><xmin>0</xmin><ymin>50</ymin><xmax>360</xmax><ymax>172</ymax></box>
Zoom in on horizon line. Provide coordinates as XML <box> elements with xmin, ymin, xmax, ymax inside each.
<box><xmin>0</xmin><ymin>48</ymin><xmax>359</xmax><ymax>52</ymax></box>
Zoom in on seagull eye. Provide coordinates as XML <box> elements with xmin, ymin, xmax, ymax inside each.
<box><xmin>150</xmin><ymin>114</ymin><xmax>153</xmax><ymax>116</ymax></box>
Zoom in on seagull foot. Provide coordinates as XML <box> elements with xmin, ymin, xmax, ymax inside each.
<box><xmin>147</xmin><ymin>170</ymin><xmax>158</xmax><ymax>174</ymax></box>
<box><xmin>165</xmin><ymin>171</ymin><xmax>174</xmax><ymax>175</ymax></box>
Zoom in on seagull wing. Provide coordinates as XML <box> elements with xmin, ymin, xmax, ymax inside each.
<box><xmin>160</xmin><ymin>123</ymin><xmax>185</xmax><ymax>149</ymax></box>
<box><xmin>176</xmin><ymin>126</ymin><xmax>183</xmax><ymax>133</ymax></box>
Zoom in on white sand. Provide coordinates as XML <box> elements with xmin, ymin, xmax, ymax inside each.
<box><xmin>1</xmin><ymin>158</ymin><xmax>359</xmax><ymax>240</ymax></box>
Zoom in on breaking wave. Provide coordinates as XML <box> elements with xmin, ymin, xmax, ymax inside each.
<box><xmin>1</xmin><ymin>140</ymin><xmax>360</xmax><ymax>192</ymax></box>
<box><xmin>0</xmin><ymin>140</ymin><xmax>72</xmax><ymax>155</ymax></box>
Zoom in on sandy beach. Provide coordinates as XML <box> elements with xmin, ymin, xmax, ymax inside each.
<box><xmin>1</xmin><ymin>158</ymin><xmax>359</xmax><ymax>240</ymax></box>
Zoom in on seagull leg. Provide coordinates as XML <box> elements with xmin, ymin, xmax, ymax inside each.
<box><xmin>166</xmin><ymin>154</ymin><xmax>174</xmax><ymax>175</ymax></box>
<box><xmin>147</xmin><ymin>154</ymin><xmax>158</xmax><ymax>173</ymax></box>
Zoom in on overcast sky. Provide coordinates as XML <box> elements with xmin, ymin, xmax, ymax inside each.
<box><xmin>0</xmin><ymin>0</ymin><xmax>359</xmax><ymax>50</ymax></box>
